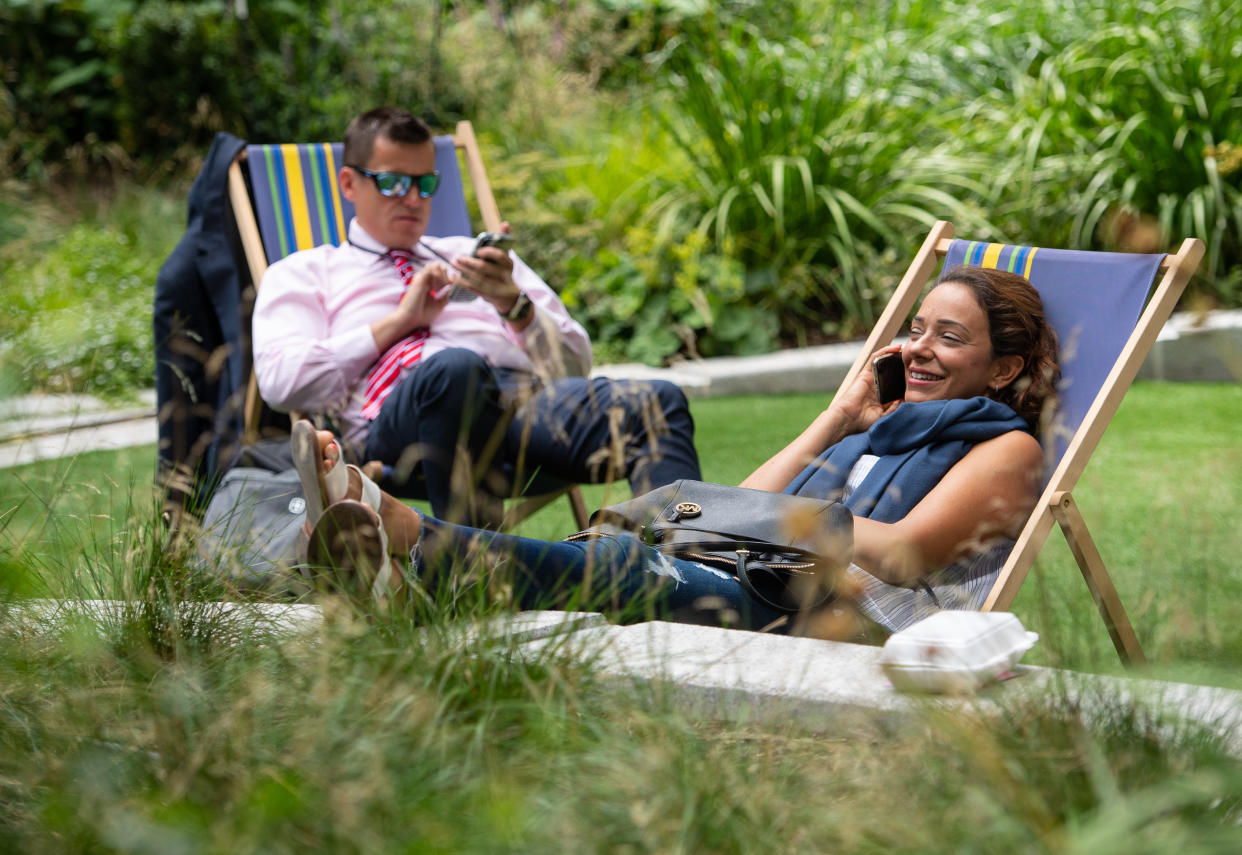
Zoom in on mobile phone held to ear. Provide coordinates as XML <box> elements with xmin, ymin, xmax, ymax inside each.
<box><xmin>872</xmin><ymin>352</ymin><xmax>906</xmax><ymax>404</ymax></box>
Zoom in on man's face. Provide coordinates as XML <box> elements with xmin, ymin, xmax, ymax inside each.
<box><xmin>339</xmin><ymin>135</ymin><xmax>436</xmax><ymax>249</ymax></box>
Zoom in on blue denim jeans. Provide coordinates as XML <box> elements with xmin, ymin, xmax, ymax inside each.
<box><xmin>414</xmin><ymin>515</ymin><xmax>788</xmax><ymax>631</ymax></box>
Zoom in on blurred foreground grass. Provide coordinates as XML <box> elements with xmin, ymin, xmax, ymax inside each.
<box><xmin>3</xmin><ymin>595</ymin><xmax>1239</xmax><ymax>853</ymax></box>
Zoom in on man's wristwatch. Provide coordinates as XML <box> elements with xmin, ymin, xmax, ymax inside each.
<box><xmin>503</xmin><ymin>291</ymin><xmax>534</xmax><ymax>324</ymax></box>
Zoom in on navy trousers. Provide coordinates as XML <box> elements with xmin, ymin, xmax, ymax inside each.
<box><xmin>363</xmin><ymin>348</ymin><xmax>702</xmax><ymax>525</ymax></box>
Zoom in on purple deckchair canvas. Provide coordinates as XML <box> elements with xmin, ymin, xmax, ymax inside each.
<box><xmin>940</xmin><ymin>240</ymin><xmax>1165</xmax><ymax>468</ymax></box>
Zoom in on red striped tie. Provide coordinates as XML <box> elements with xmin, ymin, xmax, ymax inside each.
<box><xmin>361</xmin><ymin>250</ymin><xmax>430</xmax><ymax>420</ymax></box>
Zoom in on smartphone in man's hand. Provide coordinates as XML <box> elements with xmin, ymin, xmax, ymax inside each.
<box><xmin>444</xmin><ymin>232</ymin><xmax>516</xmax><ymax>301</ymax></box>
<box><xmin>472</xmin><ymin>231</ymin><xmax>515</xmax><ymax>258</ymax></box>
<box><xmin>872</xmin><ymin>352</ymin><xmax>906</xmax><ymax>404</ymax></box>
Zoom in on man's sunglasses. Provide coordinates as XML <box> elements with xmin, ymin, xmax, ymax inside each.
<box><xmin>347</xmin><ymin>165</ymin><xmax>440</xmax><ymax>199</ymax></box>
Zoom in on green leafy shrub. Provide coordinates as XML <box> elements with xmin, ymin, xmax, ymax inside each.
<box><xmin>909</xmin><ymin>0</ymin><xmax>1242</xmax><ymax>304</ymax></box>
<box><xmin>7</xmin><ymin>0</ymin><xmax>1242</xmax><ymax>391</ymax></box>
<box><xmin>1</xmin><ymin>0</ymin><xmax>469</xmax><ymax>179</ymax></box>
<box><xmin>1046</xmin><ymin>6</ymin><xmax>1242</xmax><ymax>295</ymax></box>
<box><xmin>0</xmin><ymin>0</ymin><xmax>133</xmax><ymax>180</ymax></box>
<box><xmin>486</xmin><ymin>99</ymin><xmax>784</xmax><ymax>365</ymax></box>
<box><xmin>647</xmin><ymin>21</ymin><xmax>986</xmax><ymax>343</ymax></box>
<box><xmin>0</xmin><ymin>221</ymin><xmax>169</xmax><ymax>399</ymax></box>
<box><xmin>562</xmin><ymin>231</ymin><xmax>765</xmax><ymax>365</ymax></box>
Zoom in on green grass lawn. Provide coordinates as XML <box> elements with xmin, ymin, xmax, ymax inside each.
<box><xmin>3</xmin><ymin>381</ymin><xmax>1241</xmax><ymax>681</ymax></box>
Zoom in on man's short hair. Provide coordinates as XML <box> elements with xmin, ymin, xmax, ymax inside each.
<box><xmin>343</xmin><ymin>107</ymin><xmax>433</xmax><ymax>166</ymax></box>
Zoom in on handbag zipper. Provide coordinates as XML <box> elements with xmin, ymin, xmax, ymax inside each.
<box><xmin>677</xmin><ymin>551</ymin><xmax>817</xmax><ymax>576</ymax></box>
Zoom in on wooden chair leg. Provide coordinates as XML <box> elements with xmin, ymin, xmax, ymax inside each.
<box><xmin>243</xmin><ymin>373</ymin><xmax>264</xmax><ymax>446</ymax></box>
<box><xmin>502</xmin><ymin>485</ymin><xmax>592</xmax><ymax>531</ymax></box>
<box><xmin>504</xmin><ymin>491</ymin><xmax>566</xmax><ymax>528</ymax></box>
<box><xmin>566</xmin><ymin>486</ymin><xmax>590</xmax><ymax>530</ymax></box>
<box><xmin>1049</xmin><ymin>490</ymin><xmax>1146</xmax><ymax>665</ymax></box>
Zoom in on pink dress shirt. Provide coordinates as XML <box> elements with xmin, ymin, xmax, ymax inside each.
<box><xmin>252</xmin><ymin>220</ymin><xmax>593</xmax><ymax>449</ymax></box>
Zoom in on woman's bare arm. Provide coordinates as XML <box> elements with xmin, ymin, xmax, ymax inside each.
<box><xmin>849</xmin><ymin>429</ymin><xmax>1044</xmax><ymax>584</ymax></box>
<box><xmin>740</xmin><ymin>345</ymin><xmax>901</xmax><ymax>492</ymax></box>
<box><xmin>739</xmin><ymin>406</ymin><xmax>855</xmax><ymax>491</ymax></box>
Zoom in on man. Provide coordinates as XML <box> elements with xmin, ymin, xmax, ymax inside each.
<box><xmin>252</xmin><ymin>107</ymin><xmax>701</xmax><ymax>525</ymax></box>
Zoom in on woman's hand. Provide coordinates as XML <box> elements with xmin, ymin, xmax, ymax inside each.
<box><xmin>740</xmin><ymin>344</ymin><xmax>902</xmax><ymax>491</ymax></box>
<box><xmin>829</xmin><ymin>343</ymin><xmax>903</xmax><ymax>434</ymax></box>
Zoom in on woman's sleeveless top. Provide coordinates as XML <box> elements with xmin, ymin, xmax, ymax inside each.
<box><xmin>841</xmin><ymin>455</ymin><xmax>1011</xmax><ymax>633</ymax></box>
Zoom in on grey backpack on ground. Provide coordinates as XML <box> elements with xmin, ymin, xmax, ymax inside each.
<box><xmin>196</xmin><ymin>466</ymin><xmax>311</xmax><ymax>594</ymax></box>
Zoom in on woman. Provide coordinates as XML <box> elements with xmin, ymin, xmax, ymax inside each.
<box><xmin>292</xmin><ymin>265</ymin><xmax>1060</xmax><ymax>635</ymax></box>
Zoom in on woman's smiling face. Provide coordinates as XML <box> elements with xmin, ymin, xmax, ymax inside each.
<box><xmin>901</xmin><ymin>282</ymin><xmax>1017</xmax><ymax>403</ymax></box>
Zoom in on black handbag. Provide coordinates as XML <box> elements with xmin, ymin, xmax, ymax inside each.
<box><xmin>570</xmin><ymin>480</ymin><xmax>853</xmax><ymax>612</ymax></box>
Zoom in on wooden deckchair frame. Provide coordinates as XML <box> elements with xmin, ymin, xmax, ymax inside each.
<box><xmin>226</xmin><ymin>120</ymin><xmax>589</xmax><ymax>530</ymax></box>
<box><xmin>836</xmin><ymin>220</ymin><xmax>1204</xmax><ymax>664</ymax></box>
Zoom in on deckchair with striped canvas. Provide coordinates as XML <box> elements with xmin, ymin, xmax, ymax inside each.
<box><xmin>227</xmin><ymin>121</ymin><xmax>589</xmax><ymax>529</ymax></box>
<box><xmin>241</xmin><ymin>137</ymin><xmax>478</xmax><ymax>264</ymax></box>
<box><xmin>837</xmin><ymin>221</ymin><xmax>1204</xmax><ymax>664</ymax></box>
<box><xmin>230</xmin><ymin>120</ymin><xmax>497</xmax><ymax>294</ymax></box>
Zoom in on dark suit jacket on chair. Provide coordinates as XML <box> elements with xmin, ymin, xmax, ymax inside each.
<box><xmin>154</xmin><ymin>131</ymin><xmax>250</xmax><ymax>511</ymax></box>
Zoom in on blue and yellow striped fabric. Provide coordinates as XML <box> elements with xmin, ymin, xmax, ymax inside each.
<box><xmin>245</xmin><ymin>136</ymin><xmax>473</xmax><ymax>264</ymax></box>
<box><xmin>250</xmin><ymin>143</ymin><xmax>349</xmax><ymax>261</ymax></box>
<box><xmin>955</xmin><ymin>241</ymin><xmax>1039</xmax><ymax>280</ymax></box>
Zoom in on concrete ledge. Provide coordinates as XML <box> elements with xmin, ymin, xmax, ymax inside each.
<box><xmin>520</xmin><ymin>617</ymin><xmax>1242</xmax><ymax>752</ymax></box>
<box><xmin>10</xmin><ymin>602</ymin><xmax>1242</xmax><ymax>752</ymax></box>
<box><xmin>1140</xmin><ymin>308</ymin><xmax>1242</xmax><ymax>382</ymax></box>
<box><xmin>527</xmin><ymin>620</ymin><xmax>910</xmax><ymax>732</ymax></box>
<box><xmin>595</xmin><ymin>308</ymin><xmax>1242</xmax><ymax>396</ymax></box>
<box><xmin>429</xmin><ymin>609</ymin><xmax>609</xmax><ymax>647</ymax></box>
<box><xmin>0</xmin><ymin>391</ymin><xmax>157</xmax><ymax>441</ymax></box>
<box><xmin>7</xmin><ymin>598</ymin><xmax>324</xmax><ymax>638</ymax></box>
<box><xmin>593</xmin><ymin>341</ymin><xmax>858</xmax><ymax>399</ymax></box>
<box><xmin>0</xmin><ymin>418</ymin><xmax>159</xmax><ymax>469</ymax></box>
<box><xmin>0</xmin><ymin>391</ymin><xmax>158</xmax><ymax>469</ymax></box>
<box><xmin>5</xmin><ymin>601</ymin><xmax>605</xmax><ymax>649</ymax></box>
